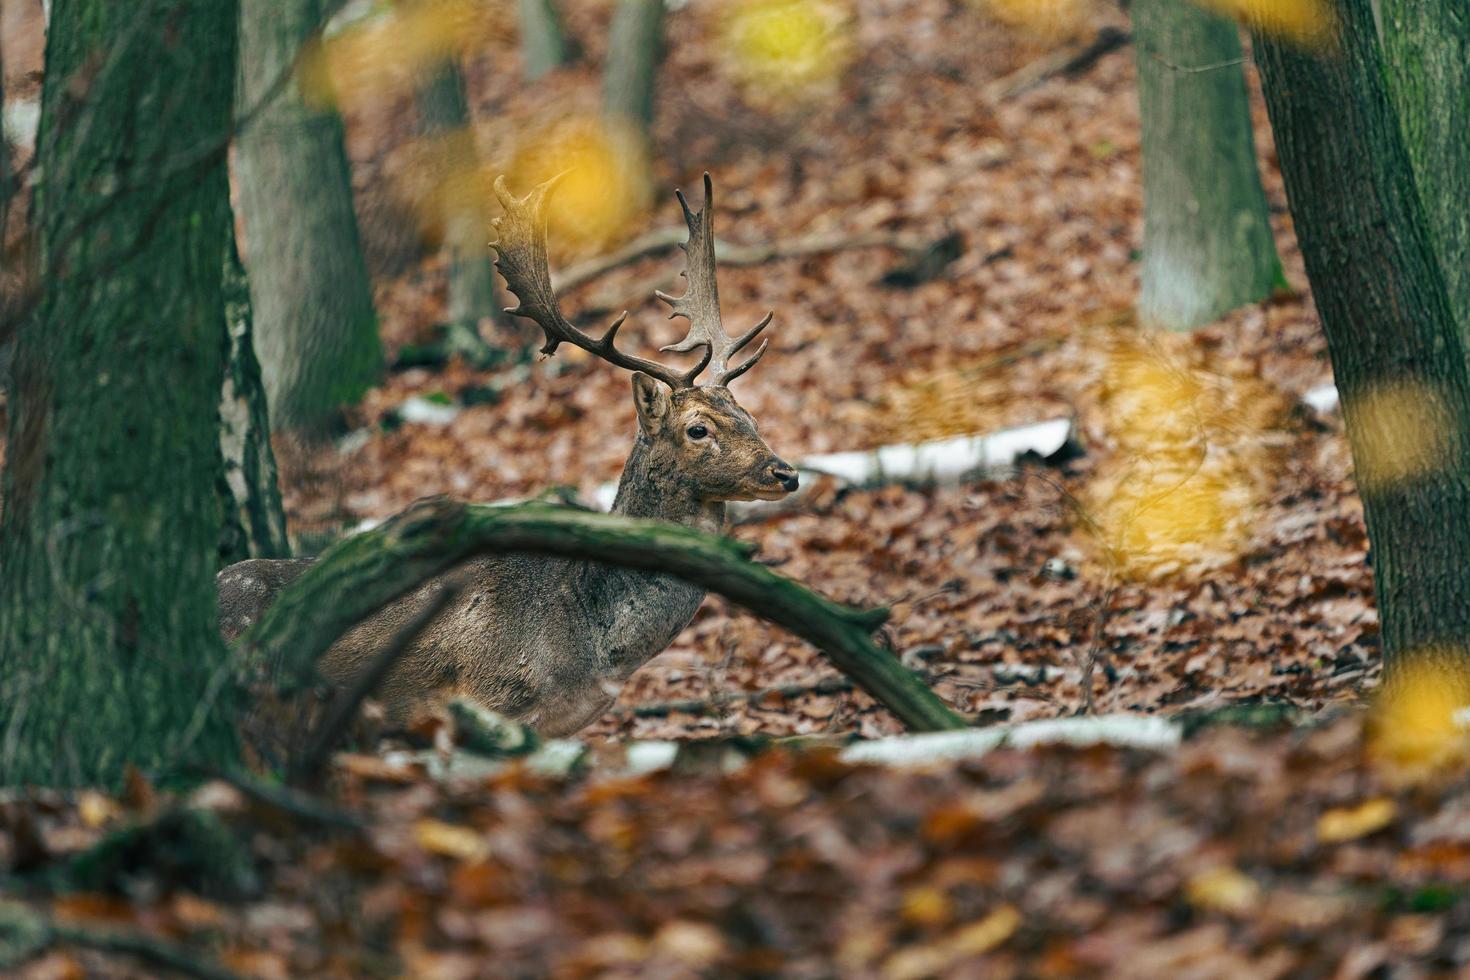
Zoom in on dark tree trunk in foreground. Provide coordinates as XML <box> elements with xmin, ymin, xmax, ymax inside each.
<box><xmin>414</xmin><ymin>61</ymin><xmax>500</xmax><ymax>345</ymax></box>
<box><xmin>603</xmin><ymin>0</ymin><xmax>665</xmax><ymax>140</ymax></box>
<box><xmin>235</xmin><ymin>0</ymin><xmax>381</xmax><ymax>432</ymax></box>
<box><xmin>218</xmin><ymin>232</ymin><xmax>290</xmax><ymax>566</ymax></box>
<box><xmin>518</xmin><ymin>0</ymin><xmax>569</xmax><ymax>80</ymax></box>
<box><xmin>1255</xmin><ymin>1</ymin><xmax>1470</xmax><ymax>670</ymax></box>
<box><xmin>1380</xmin><ymin>0</ymin><xmax>1470</xmax><ymax>337</ymax></box>
<box><xmin>1132</xmin><ymin>0</ymin><xmax>1281</xmax><ymax>330</ymax></box>
<box><xmin>0</xmin><ymin>0</ymin><xmax>241</xmax><ymax>785</ymax></box>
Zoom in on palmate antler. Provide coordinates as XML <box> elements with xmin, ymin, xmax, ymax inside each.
<box><xmin>490</xmin><ymin>172</ymin><xmax>771</xmax><ymax>389</ymax></box>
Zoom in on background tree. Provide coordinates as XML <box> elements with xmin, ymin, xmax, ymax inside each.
<box><xmin>603</xmin><ymin>0</ymin><xmax>666</xmax><ymax>145</ymax></box>
<box><xmin>1131</xmin><ymin>0</ymin><xmax>1282</xmax><ymax>330</ymax></box>
<box><xmin>1379</xmin><ymin>0</ymin><xmax>1470</xmax><ymax>335</ymax></box>
<box><xmin>219</xmin><ymin>233</ymin><xmax>290</xmax><ymax>565</ymax></box>
<box><xmin>519</xmin><ymin>0</ymin><xmax>569</xmax><ymax>80</ymax></box>
<box><xmin>1253</xmin><ymin>0</ymin><xmax>1470</xmax><ymax>670</ymax></box>
<box><xmin>236</xmin><ymin>0</ymin><xmax>381</xmax><ymax>432</ymax></box>
<box><xmin>0</xmin><ymin>0</ymin><xmax>241</xmax><ymax>786</ymax></box>
<box><xmin>414</xmin><ymin>58</ymin><xmax>501</xmax><ymax>357</ymax></box>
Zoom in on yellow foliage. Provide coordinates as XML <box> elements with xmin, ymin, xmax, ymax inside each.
<box><xmin>1191</xmin><ymin>0</ymin><xmax>1337</xmax><ymax>49</ymax></box>
<box><xmin>300</xmin><ymin>0</ymin><xmax>511</xmax><ymax>110</ymax></box>
<box><xmin>505</xmin><ymin>115</ymin><xmax>652</xmax><ymax>255</ymax></box>
<box><xmin>1368</xmin><ymin>658</ymin><xmax>1470</xmax><ymax>785</ymax></box>
<box><xmin>1344</xmin><ymin>379</ymin><xmax>1454</xmax><ymax>491</ymax></box>
<box><xmin>1316</xmin><ymin>798</ymin><xmax>1397</xmax><ymax>844</ymax></box>
<box><xmin>413</xmin><ymin>818</ymin><xmax>489</xmax><ymax>860</ymax></box>
<box><xmin>1085</xmin><ymin>329</ymin><xmax>1284</xmax><ymax>581</ymax></box>
<box><xmin>979</xmin><ymin>0</ymin><xmax>1092</xmax><ymax>41</ymax></box>
<box><xmin>390</xmin><ymin>127</ymin><xmax>494</xmax><ymax>247</ymax></box>
<box><xmin>719</xmin><ymin>0</ymin><xmax>855</xmax><ymax>101</ymax></box>
<box><xmin>1185</xmin><ymin>865</ymin><xmax>1261</xmax><ymax>914</ymax></box>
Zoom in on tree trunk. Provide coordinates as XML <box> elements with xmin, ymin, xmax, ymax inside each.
<box><xmin>1254</xmin><ymin>1</ymin><xmax>1470</xmax><ymax>670</ymax></box>
<box><xmin>413</xmin><ymin>60</ymin><xmax>501</xmax><ymax>348</ymax></box>
<box><xmin>1132</xmin><ymin>0</ymin><xmax>1282</xmax><ymax>330</ymax></box>
<box><xmin>241</xmin><ymin>497</ymin><xmax>967</xmax><ymax>738</ymax></box>
<box><xmin>235</xmin><ymin>0</ymin><xmax>381</xmax><ymax>433</ymax></box>
<box><xmin>603</xmin><ymin>0</ymin><xmax>665</xmax><ymax>139</ymax></box>
<box><xmin>218</xmin><ymin>231</ymin><xmax>290</xmax><ymax>566</ymax></box>
<box><xmin>1379</xmin><ymin>0</ymin><xmax>1470</xmax><ymax>337</ymax></box>
<box><xmin>518</xmin><ymin>0</ymin><xmax>569</xmax><ymax>80</ymax></box>
<box><xmin>0</xmin><ymin>0</ymin><xmax>241</xmax><ymax>786</ymax></box>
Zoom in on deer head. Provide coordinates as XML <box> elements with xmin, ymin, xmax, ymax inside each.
<box><xmin>492</xmin><ymin>173</ymin><xmax>799</xmax><ymax>505</ymax></box>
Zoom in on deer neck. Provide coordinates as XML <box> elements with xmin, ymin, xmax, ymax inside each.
<box><xmin>610</xmin><ymin>431</ymin><xmax>726</xmax><ymax>533</ymax></box>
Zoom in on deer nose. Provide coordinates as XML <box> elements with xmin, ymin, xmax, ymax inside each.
<box><xmin>769</xmin><ymin>462</ymin><xmax>800</xmax><ymax>492</ymax></box>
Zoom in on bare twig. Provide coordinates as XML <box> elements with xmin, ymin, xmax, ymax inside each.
<box><xmin>555</xmin><ymin>227</ymin><xmax>931</xmax><ymax>297</ymax></box>
<box><xmin>291</xmin><ymin>583</ymin><xmax>462</xmax><ymax>782</ymax></box>
<box><xmin>982</xmin><ymin>27</ymin><xmax>1131</xmax><ymax>101</ymax></box>
<box><xmin>210</xmin><ymin>768</ymin><xmax>365</xmax><ymax>831</ymax></box>
<box><xmin>613</xmin><ymin>675</ymin><xmax>858</xmax><ymax>719</ymax></box>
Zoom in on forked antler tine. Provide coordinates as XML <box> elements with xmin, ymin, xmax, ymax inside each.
<box><xmin>490</xmin><ymin>175</ymin><xmax>692</xmax><ymax>390</ymax></box>
<box><xmin>655</xmin><ymin>173</ymin><xmax>772</xmax><ymax>386</ymax></box>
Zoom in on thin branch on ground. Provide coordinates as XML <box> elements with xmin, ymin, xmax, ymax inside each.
<box><xmin>982</xmin><ymin>27</ymin><xmax>1131</xmax><ymax>101</ymax></box>
<box><xmin>0</xmin><ymin>902</ymin><xmax>242</xmax><ymax>980</ymax></box>
<box><xmin>240</xmin><ymin>497</ymin><xmax>968</xmax><ymax>734</ymax></box>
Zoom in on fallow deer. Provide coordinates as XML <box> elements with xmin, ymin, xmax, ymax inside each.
<box><xmin>217</xmin><ymin>174</ymin><xmax>798</xmax><ymax>736</ymax></box>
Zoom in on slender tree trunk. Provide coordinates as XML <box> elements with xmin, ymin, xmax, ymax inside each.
<box><xmin>218</xmin><ymin>231</ymin><xmax>290</xmax><ymax>566</ymax></box>
<box><xmin>1132</xmin><ymin>0</ymin><xmax>1282</xmax><ymax>330</ymax></box>
<box><xmin>603</xmin><ymin>0</ymin><xmax>665</xmax><ymax>139</ymax></box>
<box><xmin>235</xmin><ymin>0</ymin><xmax>381</xmax><ymax>432</ymax></box>
<box><xmin>518</xmin><ymin>0</ymin><xmax>568</xmax><ymax>80</ymax></box>
<box><xmin>1379</xmin><ymin>0</ymin><xmax>1470</xmax><ymax>337</ymax></box>
<box><xmin>1254</xmin><ymin>1</ymin><xmax>1470</xmax><ymax>670</ymax></box>
<box><xmin>0</xmin><ymin>0</ymin><xmax>240</xmax><ymax>786</ymax></box>
<box><xmin>414</xmin><ymin>60</ymin><xmax>500</xmax><ymax>345</ymax></box>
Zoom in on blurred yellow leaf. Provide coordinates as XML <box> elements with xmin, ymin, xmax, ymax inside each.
<box><xmin>1368</xmin><ymin>658</ymin><xmax>1470</xmax><ymax>785</ymax></box>
<box><xmin>506</xmin><ymin>115</ymin><xmax>651</xmax><ymax>255</ymax></box>
<box><xmin>900</xmin><ymin>885</ymin><xmax>954</xmax><ymax>926</ymax></box>
<box><xmin>882</xmin><ymin>905</ymin><xmax>1020</xmax><ymax>979</ymax></box>
<box><xmin>980</xmin><ymin>0</ymin><xmax>1091</xmax><ymax>41</ymax></box>
<box><xmin>1185</xmin><ymin>865</ymin><xmax>1260</xmax><ymax>914</ymax></box>
<box><xmin>413</xmin><ymin>818</ymin><xmax>488</xmax><ymax>860</ymax></box>
<box><xmin>1191</xmin><ymin>0</ymin><xmax>1337</xmax><ymax>49</ymax></box>
<box><xmin>1317</xmin><ymin>798</ymin><xmax>1396</xmax><ymax>844</ymax></box>
<box><xmin>300</xmin><ymin>0</ymin><xmax>511</xmax><ymax>110</ymax></box>
<box><xmin>76</xmin><ymin>791</ymin><xmax>121</xmax><ymax>829</ymax></box>
<box><xmin>720</xmin><ymin>0</ymin><xmax>855</xmax><ymax>101</ymax></box>
<box><xmin>1344</xmin><ymin>379</ymin><xmax>1453</xmax><ymax>491</ymax></box>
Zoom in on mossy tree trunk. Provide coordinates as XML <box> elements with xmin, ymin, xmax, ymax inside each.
<box><xmin>235</xmin><ymin>0</ymin><xmax>381</xmax><ymax>432</ymax></box>
<box><xmin>1379</xmin><ymin>0</ymin><xmax>1470</xmax><ymax>338</ymax></box>
<box><xmin>0</xmin><ymin>0</ymin><xmax>241</xmax><ymax>786</ymax></box>
<box><xmin>218</xmin><ymin>232</ymin><xmax>290</xmax><ymax>566</ymax></box>
<box><xmin>519</xmin><ymin>0</ymin><xmax>569</xmax><ymax>80</ymax></box>
<box><xmin>414</xmin><ymin>60</ymin><xmax>501</xmax><ymax>348</ymax></box>
<box><xmin>603</xmin><ymin>0</ymin><xmax>665</xmax><ymax>142</ymax></box>
<box><xmin>1254</xmin><ymin>0</ymin><xmax>1470</xmax><ymax>671</ymax></box>
<box><xmin>1132</xmin><ymin>0</ymin><xmax>1282</xmax><ymax>330</ymax></box>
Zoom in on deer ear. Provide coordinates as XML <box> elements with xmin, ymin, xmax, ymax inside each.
<box><xmin>631</xmin><ymin>372</ymin><xmax>672</xmax><ymax>434</ymax></box>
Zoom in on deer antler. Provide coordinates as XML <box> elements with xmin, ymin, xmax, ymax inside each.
<box><xmin>655</xmin><ymin>173</ymin><xmax>772</xmax><ymax>386</ymax></box>
<box><xmin>491</xmin><ymin>175</ymin><xmax>709</xmax><ymax>390</ymax></box>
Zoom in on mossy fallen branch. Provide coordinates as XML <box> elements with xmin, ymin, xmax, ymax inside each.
<box><xmin>239</xmin><ymin>496</ymin><xmax>967</xmax><ymax>733</ymax></box>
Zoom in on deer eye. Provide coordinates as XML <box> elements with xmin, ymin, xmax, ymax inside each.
<box><xmin>686</xmin><ymin>424</ymin><xmax>709</xmax><ymax>440</ymax></box>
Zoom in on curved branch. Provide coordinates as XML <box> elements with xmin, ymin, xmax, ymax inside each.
<box><xmin>239</xmin><ymin>497</ymin><xmax>967</xmax><ymax>733</ymax></box>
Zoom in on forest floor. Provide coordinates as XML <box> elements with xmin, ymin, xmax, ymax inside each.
<box><xmin>8</xmin><ymin>0</ymin><xmax>1469</xmax><ymax>976</ymax></box>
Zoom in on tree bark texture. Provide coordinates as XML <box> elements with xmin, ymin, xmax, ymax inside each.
<box><xmin>413</xmin><ymin>60</ymin><xmax>500</xmax><ymax>337</ymax></box>
<box><xmin>1255</xmin><ymin>1</ymin><xmax>1470</xmax><ymax>669</ymax></box>
<box><xmin>603</xmin><ymin>0</ymin><xmax>665</xmax><ymax>136</ymax></box>
<box><xmin>240</xmin><ymin>497</ymin><xmax>968</xmax><ymax>734</ymax></box>
<box><xmin>1380</xmin><ymin>0</ymin><xmax>1470</xmax><ymax>338</ymax></box>
<box><xmin>1133</xmin><ymin>0</ymin><xmax>1282</xmax><ymax>330</ymax></box>
<box><xmin>518</xmin><ymin>0</ymin><xmax>569</xmax><ymax>80</ymax></box>
<box><xmin>235</xmin><ymin>0</ymin><xmax>381</xmax><ymax>432</ymax></box>
<box><xmin>218</xmin><ymin>232</ymin><xmax>290</xmax><ymax>566</ymax></box>
<box><xmin>0</xmin><ymin>0</ymin><xmax>241</xmax><ymax>786</ymax></box>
